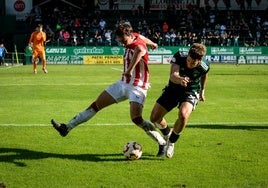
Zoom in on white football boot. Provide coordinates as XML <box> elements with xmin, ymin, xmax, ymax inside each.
<box><xmin>166</xmin><ymin>141</ymin><xmax>175</xmax><ymax>158</ymax></box>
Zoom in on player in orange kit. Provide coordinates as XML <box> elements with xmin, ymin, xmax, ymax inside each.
<box><xmin>28</xmin><ymin>24</ymin><xmax>48</xmax><ymax>74</ymax></box>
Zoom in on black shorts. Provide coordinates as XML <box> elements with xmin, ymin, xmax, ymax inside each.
<box><xmin>156</xmin><ymin>84</ymin><xmax>199</xmax><ymax>112</ymax></box>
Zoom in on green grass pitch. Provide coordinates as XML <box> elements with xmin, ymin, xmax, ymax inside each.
<box><xmin>0</xmin><ymin>64</ymin><xmax>267</xmax><ymax>187</ymax></box>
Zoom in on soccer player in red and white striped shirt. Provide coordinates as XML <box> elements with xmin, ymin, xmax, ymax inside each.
<box><xmin>51</xmin><ymin>24</ymin><xmax>167</xmax><ymax>156</ymax></box>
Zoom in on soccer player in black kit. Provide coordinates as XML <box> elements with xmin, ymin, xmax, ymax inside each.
<box><xmin>150</xmin><ymin>43</ymin><xmax>210</xmax><ymax>158</ymax></box>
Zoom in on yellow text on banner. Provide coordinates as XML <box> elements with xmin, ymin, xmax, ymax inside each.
<box><xmin>84</xmin><ymin>55</ymin><xmax>123</xmax><ymax>64</ymax></box>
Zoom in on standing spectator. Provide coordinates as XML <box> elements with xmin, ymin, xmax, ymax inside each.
<box><xmin>109</xmin><ymin>0</ymin><xmax>114</xmax><ymax>12</ymax></box>
<box><xmin>263</xmin><ymin>31</ymin><xmax>268</xmax><ymax>46</ymax></box>
<box><xmin>63</xmin><ymin>29</ymin><xmax>70</xmax><ymax>45</ymax></box>
<box><xmin>104</xmin><ymin>29</ymin><xmax>112</xmax><ymax>46</ymax></box>
<box><xmin>256</xmin><ymin>30</ymin><xmax>261</xmax><ymax>45</ymax></box>
<box><xmin>51</xmin><ymin>24</ymin><xmax>167</xmax><ymax>156</ymax></box>
<box><xmin>169</xmin><ymin>29</ymin><xmax>176</xmax><ymax>46</ymax></box>
<box><xmin>176</xmin><ymin>31</ymin><xmax>183</xmax><ymax>46</ymax></box>
<box><xmin>73</xmin><ymin>18</ymin><xmax>81</xmax><ymax>29</ymax></box>
<box><xmin>162</xmin><ymin>22</ymin><xmax>169</xmax><ymax>35</ymax></box>
<box><xmin>234</xmin><ymin>34</ymin><xmax>239</xmax><ymax>46</ymax></box>
<box><xmin>209</xmin><ymin>11</ymin><xmax>216</xmax><ymax>28</ymax></box>
<box><xmin>84</xmin><ymin>31</ymin><xmax>91</xmax><ymax>46</ymax></box>
<box><xmin>226</xmin><ymin>31</ymin><xmax>233</xmax><ymax>46</ymax></box>
<box><xmin>137</xmin><ymin>4</ymin><xmax>144</xmax><ymax>17</ymax></box>
<box><xmin>28</xmin><ymin>24</ymin><xmax>48</xmax><ymax>74</ymax></box>
<box><xmin>94</xmin><ymin>3</ymin><xmax>101</xmax><ymax>17</ymax></box>
<box><xmin>78</xmin><ymin>29</ymin><xmax>85</xmax><ymax>46</ymax></box>
<box><xmin>220</xmin><ymin>30</ymin><xmax>228</xmax><ymax>46</ymax></box>
<box><xmin>246</xmin><ymin>0</ymin><xmax>252</xmax><ymax>10</ymax></box>
<box><xmin>70</xmin><ymin>30</ymin><xmax>78</xmax><ymax>46</ymax></box>
<box><xmin>262</xmin><ymin>18</ymin><xmax>268</xmax><ymax>31</ymax></box>
<box><xmin>113</xmin><ymin>0</ymin><xmax>119</xmax><ymax>12</ymax></box>
<box><xmin>99</xmin><ymin>18</ymin><xmax>106</xmax><ymax>31</ymax></box>
<box><xmin>0</xmin><ymin>42</ymin><xmax>8</xmax><ymax>66</ymax></box>
<box><xmin>240</xmin><ymin>0</ymin><xmax>245</xmax><ymax>10</ymax></box>
<box><xmin>164</xmin><ymin>31</ymin><xmax>171</xmax><ymax>46</ymax></box>
<box><xmin>144</xmin><ymin>0</ymin><xmax>150</xmax><ymax>15</ymax></box>
<box><xmin>224</xmin><ymin>0</ymin><xmax>231</xmax><ymax>10</ymax></box>
<box><xmin>131</xmin><ymin>5</ymin><xmax>136</xmax><ymax>17</ymax></box>
<box><xmin>44</xmin><ymin>25</ymin><xmax>54</xmax><ymax>46</ymax></box>
<box><xmin>124</xmin><ymin>19</ymin><xmax>131</xmax><ymax>26</ymax></box>
<box><xmin>91</xmin><ymin>19</ymin><xmax>99</xmax><ymax>33</ymax></box>
<box><xmin>182</xmin><ymin>31</ymin><xmax>188</xmax><ymax>46</ymax></box>
<box><xmin>142</xmin><ymin>19</ymin><xmax>149</xmax><ymax>34</ymax></box>
<box><xmin>94</xmin><ymin>29</ymin><xmax>103</xmax><ymax>45</ymax></box>
<box><xmin>137</xmin><ymin>21</ymin><xmax>143</xmax><ymax>33</ymax></box>
<box><xmin>153</xmin><ymin>30</ymin><xmax>162</xmax><ymax>46</ymax></box>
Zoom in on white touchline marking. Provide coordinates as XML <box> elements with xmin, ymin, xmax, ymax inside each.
<box><xmin>0</xmin><ymin>64</ymin><xmax>23</xmax><ymax>70</ymax></box>
<box><xmin>111</xmin><ymin>67</ymin><xmax>122</xmax><ymax>72</ymax></box>
<box><xmin>0</xmin><ymin>122</ymin><xmax>267</xmax><ymax>127</ymax></box>
<box><xmin>0</xmin><ymin>83</ymin><xmax>111</xmax><ymax>86</ymax></box>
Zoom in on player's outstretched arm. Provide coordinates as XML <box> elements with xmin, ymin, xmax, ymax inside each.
<box><xmin>138</xmin><ymin>34</ymin><xmax>158</xmax><ymax>49</ymax></box>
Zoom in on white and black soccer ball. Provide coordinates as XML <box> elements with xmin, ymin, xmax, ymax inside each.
<box><xmin>123</xmin><ymin>141</ymin><xmax>142</xmax><ymax>160</ymax></box>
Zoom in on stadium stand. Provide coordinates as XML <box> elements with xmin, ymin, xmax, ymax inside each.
<box><xmin>2</xmin><ymin>0</ymin><xmax>268</xmax><ymax>53</ymax></box>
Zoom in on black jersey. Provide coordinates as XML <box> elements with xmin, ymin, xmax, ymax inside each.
<box><xmin>170</xmin><ymin>51</ymin><xmax>210</xmax><ymax>93</ymax></box>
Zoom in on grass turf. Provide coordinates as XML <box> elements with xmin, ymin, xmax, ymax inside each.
<box><xmin>0</xmin><ymin>64</ymin><xmax>267</xmax><ymax>187</ymax></box>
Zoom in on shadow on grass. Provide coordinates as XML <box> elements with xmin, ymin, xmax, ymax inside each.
<box><xmin>188</xmin><ymin>124</ymin><xmax>268</xmax><ymax>130</ymax></box>
<box><xmin>0</xmin><ymin>148</ymin><xmax>162</xmax><ymax>167</ymax></box>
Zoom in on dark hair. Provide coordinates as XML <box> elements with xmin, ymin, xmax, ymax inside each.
<box><xmin>188</xmin><ymin>43</ymin><xmax>206</xmax><ymax>60</ymax></box>
<box><xmin>115</xmin><ymin>24</ymin><xmax>133</xmax><ymax>37</ymax></box>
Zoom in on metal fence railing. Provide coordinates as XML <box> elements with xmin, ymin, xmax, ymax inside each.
<box><xmin>2</xmin><ymin>52</ymin><xmax>25</xmax><ymax>65</ymax></box>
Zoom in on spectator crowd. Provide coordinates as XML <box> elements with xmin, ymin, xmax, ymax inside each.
<box><xmin>26</xmin><ymin>2</ymin><xmax>268</xmax><ymax>48</ymax></box>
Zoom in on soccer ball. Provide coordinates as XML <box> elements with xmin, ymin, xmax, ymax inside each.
<box><xmin>123</xmin><ymin>141</ymin><xmax>142</xmax><ymax>160</ymax></box>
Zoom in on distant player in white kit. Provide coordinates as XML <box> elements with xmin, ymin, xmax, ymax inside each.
<box><xmin>51</xmin><ymin>23</ymin><xmax>166</xmax><ymax>155</ymax></box>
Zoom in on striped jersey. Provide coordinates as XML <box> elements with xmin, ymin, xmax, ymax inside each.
<box><xmin>121</xmin><ymin>33</ymin><xmax>150</xmax><ymax>89</ymax></box>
